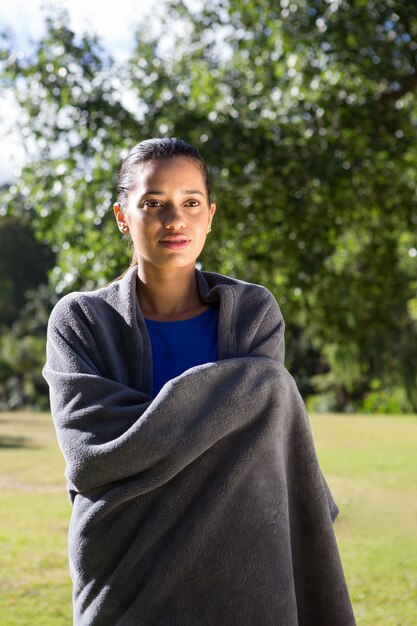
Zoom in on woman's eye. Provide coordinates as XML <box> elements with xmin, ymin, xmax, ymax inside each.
<box><xmin>185</xmin><ymin>200</ymin><xmax>200</xmax><ymax>207</ymax></box>
<box><xmin>142</xmin><ymin>200</ymin><xmax>162</xmax><ymax>209</ymax></box>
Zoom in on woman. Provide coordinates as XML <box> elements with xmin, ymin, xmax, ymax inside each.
<box><xmin>43</xmin><ymin>138</ymin><xmax>355</xmax><ymax>625</ymax></box>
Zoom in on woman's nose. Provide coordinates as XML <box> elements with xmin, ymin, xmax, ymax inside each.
<box><xmin>163</xmin><ymin>205</ymin><xmax>186</xmax><ymax>230</ymax></box>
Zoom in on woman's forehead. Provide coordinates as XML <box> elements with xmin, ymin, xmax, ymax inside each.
<box><xmin>134</xmin><ymin>157</ymin><xmax>205</xmax><ymax>191</ymax></box>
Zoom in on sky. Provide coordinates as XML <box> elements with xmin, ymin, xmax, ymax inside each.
<box><xmin>1</xmin><ymin>0</ymin><xmax>157</xmax><ymax>60</ymax></box>
<box><xmin>0</xmin><ymin>0</ymin><xmax>159</xmax><ymax>183</ymax></box>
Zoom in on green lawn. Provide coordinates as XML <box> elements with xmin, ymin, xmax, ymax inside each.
<box><xmin>310</xmin><ymin>413</ymin><xmax>417</xmax><ymax>626</ymax></box>
<box><xmin>1</xmin><ymin>411</ymin><xmax>416</xmax><ymax>625</ymax></box>
<box><xmin>0</xmin><ymin>412</ymin><xmax>71</xmax><ymax>625</ymax></box>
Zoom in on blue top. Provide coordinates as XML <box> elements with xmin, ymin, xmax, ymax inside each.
<box><xmin>145</xmin><ymin>305</ymin><xmax>219</xmax><ymax>397</ymax></box>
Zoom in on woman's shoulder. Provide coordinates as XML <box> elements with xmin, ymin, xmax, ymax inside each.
<box><xmin>47</xmin><ymin>267</ymin><xmax>136</xmax><ymax>329</ymax></box>
<box><xmin>198</xmin><ymin>270</ymin><xmax>277</xmax><ymax>306</ymax></box>
<box><xmin>199</xmin><ymin>270</ymin><xmax>285</xmax><ymax>361</ymax></box>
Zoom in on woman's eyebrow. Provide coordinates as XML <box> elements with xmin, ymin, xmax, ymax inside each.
<box><xmin>141</xmin><ymin>190</ymin><xmax>204</xmax><ymax>196</ymax></box>
<box><xmin>181</xmin><ymin>189</ymin><xmax>204</xmax><ymax>196</ymax></box>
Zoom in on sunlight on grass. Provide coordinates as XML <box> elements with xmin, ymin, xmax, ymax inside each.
<box><xmin>311</xmin><ymin>413</ymin><xmax>417</xmax><ymax>626</ymax></box>
<box><xmin>1</xmin><ymin>410</ymin><xmax>416</xmax><ymax>624</ymax></box>
<box><xmin>0</xmin><ymin>412</ymin><xmax>72</xmax><ymax>625</ymax></box>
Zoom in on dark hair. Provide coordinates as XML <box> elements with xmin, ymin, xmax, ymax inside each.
<box><xmin>115</xmin><ymin>137</ymin><xmax>212</xmax><ymax>269</ymax></box>
<box><xmin>116</xmin><ymin>137</ymin><xmax>211</xmax><ymax>211</ymax></box>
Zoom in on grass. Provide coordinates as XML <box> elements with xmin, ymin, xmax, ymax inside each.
<box><xmin>310</xmin><ymin>413</ymin><xmax>417</xmax><ymax>626</ymax></box>
<box><xmin>1</xmin><ymin>411</ymin><xmax>416</xmax><ymax>625</ymax></box>
<box><xmin>0</xmin><ymin>412</ymin><xmax>71</xmax><ymax>625</ymax></box>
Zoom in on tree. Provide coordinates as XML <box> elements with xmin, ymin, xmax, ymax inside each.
<box><xmin>1</xmin><ymin>1</ymin><xmax>416</xmax><ymax>411</ymax></box>
<box><xmin>0</xmin><ymin>216</ymin><xmax>55</xmax><ymax>408</ymax></box>
<box><xmin>0</xmin><ymin>216</ymin><xmax>54</xmax><ymax>325</ymax></box>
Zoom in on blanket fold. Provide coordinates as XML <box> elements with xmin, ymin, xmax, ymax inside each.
<box><xmin>43</xmin><ymin>266</ymin><xmax>355</xmax><ymax>625</ymax></box>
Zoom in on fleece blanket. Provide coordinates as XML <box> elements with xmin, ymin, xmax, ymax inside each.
<box><xmin>43</xmin><ymin>266</ymin><xmax>355</xmax><ymax>625</ymax></box>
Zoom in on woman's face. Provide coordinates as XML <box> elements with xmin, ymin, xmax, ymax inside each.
<box><xmin>114</xmin><ymin>157</ymin><xmax>216</xmax><ymax>273</ymax></box>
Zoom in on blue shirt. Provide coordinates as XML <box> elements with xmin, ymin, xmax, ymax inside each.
<box><xmin>145</xmin><ymin>305</ymin><xmax>219</xmax><ymax>397</ymax></box>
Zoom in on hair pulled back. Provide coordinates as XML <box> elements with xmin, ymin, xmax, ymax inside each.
<box><xmin>116</xmin><ymin>137</ymin><xmax>212</xmax><ymax>211</ymax></box>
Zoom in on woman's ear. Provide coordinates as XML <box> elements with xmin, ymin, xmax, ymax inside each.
<box><xmin>209</xmin><ymin>202</ymin><xmax>216</xmax><ymax>223</ymax></box>
<box><xmin>114</xmin><ymin>203</ymin><xmax>129</xmax><ymax>234</ymax></box>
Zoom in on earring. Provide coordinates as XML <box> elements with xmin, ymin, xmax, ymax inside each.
<box><xmin>207</xmin><ymin>227</ymin><xmax>212</xmax><ymax>234</ymax></box>
<box><xmin>121</xmin><ymin>225</ymin><xmax>129</xmax><ymax>233</ymax></box>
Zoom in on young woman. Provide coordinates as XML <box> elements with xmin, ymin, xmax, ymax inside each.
<box><xmin>43</xmin><ymin>138</ymin><xmax>355</xmax><ymax>625</ymax></box>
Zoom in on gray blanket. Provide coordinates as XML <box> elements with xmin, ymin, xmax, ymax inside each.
<box><xmin>43</xmin><ymin>266</ymin><xmax>355</xmax><ymax>625</ymax></box>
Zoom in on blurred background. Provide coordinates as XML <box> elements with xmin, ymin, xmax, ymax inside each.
<box><xmin>0</xmin><ymin>0</ymin><xmax>417</xmax><ymax>414</ymax></box>
<box><xmin>0</xmin><ymin>1</ymin><xmax>416</xmax><ymax>624</ymax></box>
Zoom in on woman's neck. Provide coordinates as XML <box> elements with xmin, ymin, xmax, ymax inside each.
<box><xmin>136</xmin><ymin>264</ymin><xmax>207</xmax><ymax>321</ymax></box>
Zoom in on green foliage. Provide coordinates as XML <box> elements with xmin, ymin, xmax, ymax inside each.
<box><xmin>358</xmin><ymin>386</ymin><xmax>412</xmax><ymax>415</ymax></box>
<box><xmin>0</xmin><ymin>1</ymin><xmax>416</xmax><ymax>409</ymax></box>
<box><xmin>0</xmin><ymin>216</ymin><xmax>55</xmax><ymax>409</ymax></box>
<box><xmin>0</xmin><ymin>216</ymin><xmax>54</xmax><ymax>326</ymax></box>
<box><xmin>0</xmin><ymin>284</ymin><xmax>57</xmax><ymax>410</ymax></box>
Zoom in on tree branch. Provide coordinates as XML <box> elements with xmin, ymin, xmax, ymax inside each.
<box><xmin>380</xmin><ymin>71</ymin><xmax>417</xmax><ymax>102</ymax></box>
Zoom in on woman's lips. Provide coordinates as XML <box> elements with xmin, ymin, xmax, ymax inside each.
<box><xmin>159</xmin><ymin>236</ymin><xmax>191</xmax><ymax>250</ymax></box>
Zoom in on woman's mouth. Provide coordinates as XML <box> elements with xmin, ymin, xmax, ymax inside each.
<box><xmin>159</xmin><ymin>236</ymin><xmax>191</xmax><ymax>250</ymax></box>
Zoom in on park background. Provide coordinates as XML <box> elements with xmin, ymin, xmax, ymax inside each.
<box><xmin>0</xmin><ymin>0</ymin><xmax>416</xmax><ymax>624</ymax></box>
